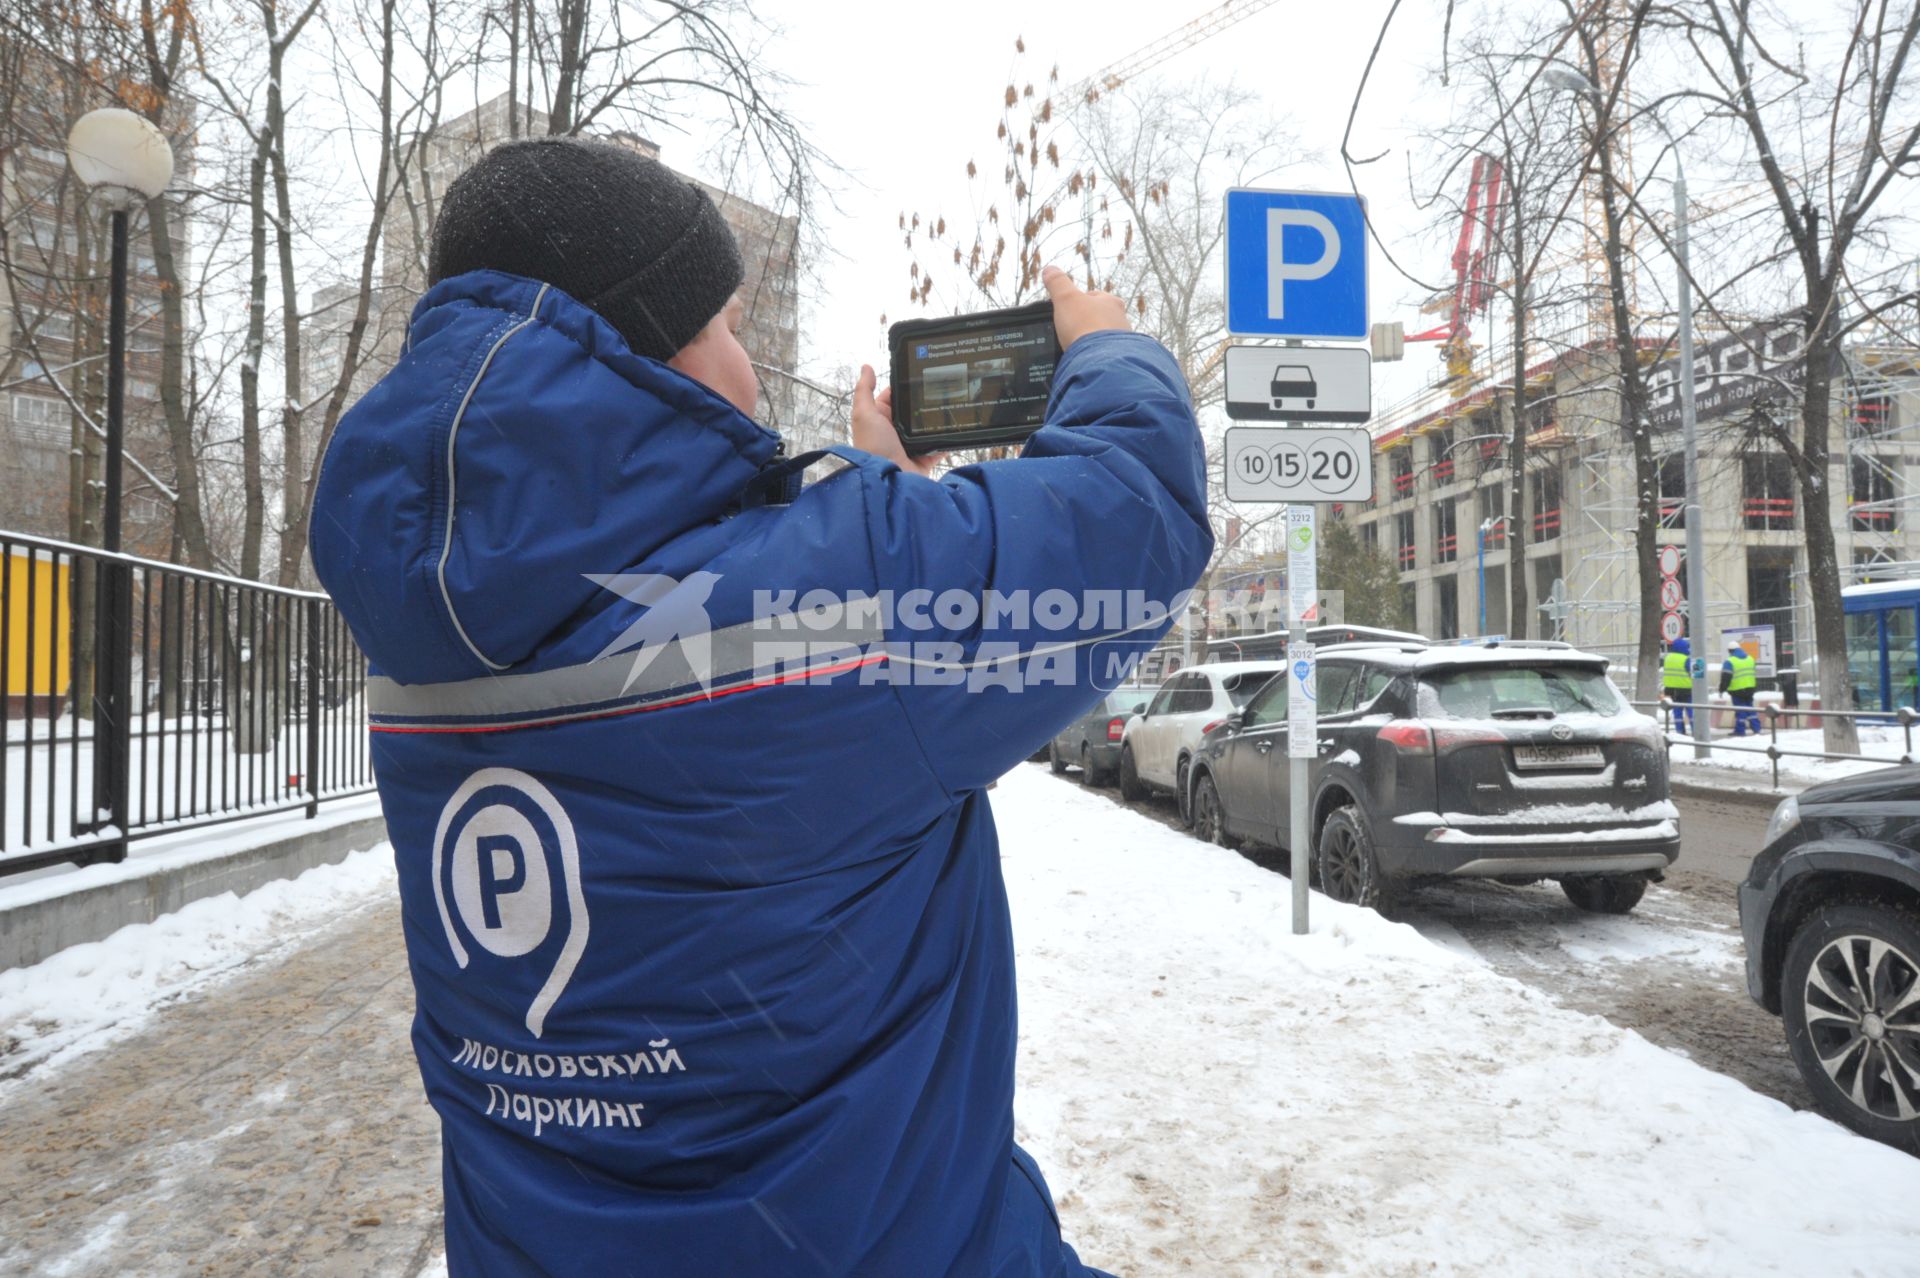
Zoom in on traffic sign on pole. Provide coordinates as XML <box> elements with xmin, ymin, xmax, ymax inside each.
<box><xmin>1658</xmin><ymin>545</ymin><xmax>1682</xmax><ymax>578</ymax></box>
<box><xmin>1661</xmin><ymin>610</ymin><xmax>1685</xmax><ymax>643</ymax></box>
<box><xmin>1224</xmin><ymin>426</ymin><xmax>1373</xmax><ymax>503</ymax></box>
<box><xmin>1224</xmin><ymin>345</ymin><xmax>1372</xmax><ymax>422</ymax></box>
<box><xmin>1660</xmin><ymin>577</ymin><xmax>1684</xmax><ymax>610</ymax></box>
<box><xmin>1223</xmin><ymin>189</ymin><xmax>1369</xmax><ymax>340</ymax></box>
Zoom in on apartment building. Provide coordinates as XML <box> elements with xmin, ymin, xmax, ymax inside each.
<box><xmin>1338</xmin><ymin>318</ymin><xmax>1920</xmax><ymax>675</ymax></box>
<box><xmin>0</xmin><ymin>37</ymin><xmax>182</xmax><ymax>546</ymax></box>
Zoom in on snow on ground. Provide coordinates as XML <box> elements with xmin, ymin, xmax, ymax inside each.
<box><xmin>996</xmin><ymin>764</ymin><xmax>1920</xmax><ymax>1277</ymax></box>
<box><xmin>1668</xmin><ymin>721</ymin><xmax>1916</xmax><ymax>787</ymax></box>
<box><xmin>0</xmin><ymin>841</ymin><xmax>394</xmax><ymax>1087</ymax></box>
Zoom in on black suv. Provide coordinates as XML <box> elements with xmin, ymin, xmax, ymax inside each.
<box><xmin>1186</xmin><ymin>642</ymin><xmax>1679</xmax><ymax>912</ymax></box>
<box><xmin>1739</xmin><ymin>766</ymin><xmax>1920</xmax><ymax>1154</ymax></box>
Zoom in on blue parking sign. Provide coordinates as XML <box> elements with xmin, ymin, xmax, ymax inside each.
<box><xmin>1223</xmin><ymin>189</ymin><xmax>1369</xmax><ymax>340</ymax></box>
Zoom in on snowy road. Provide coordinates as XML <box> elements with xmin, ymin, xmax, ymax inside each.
<box><xmin>1054</xmin><ymin>766</ymin><xmax>1806</xmax><ymax>1111</ymax></box>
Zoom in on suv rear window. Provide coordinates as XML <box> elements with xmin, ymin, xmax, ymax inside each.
<box><xmin>1221</xmin><ymin>670</ymin><xmax>1278</xmax><ymax>708</ymax></box>
<box><xmin>1421</xmin><ymin>665</ymin><xmax>1621</xmax><ymax>719</ymax></box>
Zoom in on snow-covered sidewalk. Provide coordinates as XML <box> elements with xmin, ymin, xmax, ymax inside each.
<box><xmin>6</xmin><ymin>767</ymin><xmax>1920</xmax><ymax>1275</ymax></box>
<box><xmin>998</xmin><ymin>764</ymin><xmax>1920</xmax><ymax>1276</ymax></box>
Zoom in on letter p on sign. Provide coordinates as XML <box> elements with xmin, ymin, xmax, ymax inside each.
<box><xmin>1266</xmin><ymin>208</ymin><xmax>1339</xmax><ymax>320</ymax></box>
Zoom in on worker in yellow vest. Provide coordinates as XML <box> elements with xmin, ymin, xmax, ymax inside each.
<box><xmin>1721</xmin><ymin>642</ymin><xmax>1760</xmax><ymax>736</ymax></box>
<box><xmin>1662</xmin><ymin>636</ymin><xmax>1695</xmax><ymax>734</ymax></box>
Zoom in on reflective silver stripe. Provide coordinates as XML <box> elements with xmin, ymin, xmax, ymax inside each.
<box><xmin>437</xmin><ymin>283</ymin><xmax>551</xmax><ymax>672</ymax></box>
<box><xmin>370</xmin><ymin>605</ymin><xmax>884</xmax><ymax>725</ymax></box>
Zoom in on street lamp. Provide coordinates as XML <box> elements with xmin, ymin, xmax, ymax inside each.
<box><xmin>1541</xmin><ymin>68</ymin><xmax>1711</xmax><ymax>757</ymax></box>
<box><xmin>66</xmin><ymin>107</ymin><xmax>174</xmax><ymax>554</ymax></box>
<box><xmin>66</xmin><ymin>107</ymin><xmax>173</xmax><ymax>851</ymax></box>
<box><xmin>1477</xmin><ymin>515</ymin><xmax>1511</xmax><ymax>635</ymax></box>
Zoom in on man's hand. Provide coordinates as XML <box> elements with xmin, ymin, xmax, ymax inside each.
<box><xmin>851</xmin><ymin>364</ymin><xmax>943</xmax><ymax>478</ymax></box>
<box><xmin>1042</xmin><ymin>264</ymin><xmax>1130</xmax><ymax>348</ymax></box>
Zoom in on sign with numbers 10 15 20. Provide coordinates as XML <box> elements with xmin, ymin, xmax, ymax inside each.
<box><xmin>1224</xmin><ymin>426</ymin><xmax>1373</xmax><ymax>504</ymax></box>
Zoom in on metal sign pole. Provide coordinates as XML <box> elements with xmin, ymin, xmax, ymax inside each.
<box><xmin>1286</xmin><ymin>502</ymin><xmax>1316</xmax><ymax>935</ymax></box>
<box><xmin>1220</xmin><ymin>185</ymin><xmax>1373</xmax><ymax>937</ymax></box>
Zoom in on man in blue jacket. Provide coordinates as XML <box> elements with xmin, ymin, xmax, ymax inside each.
<box><xmin>311</xmin><ymin>137</ymin><xmax>1211</xmax><ymax>1276</ymax></box>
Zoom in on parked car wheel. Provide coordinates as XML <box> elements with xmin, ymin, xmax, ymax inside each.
<box><xmin>1560</xmin><ymin>874</ymin><xmax>1648</xmax><ymax>914</ymax></box>
<box><xmin>1316</xmin><ymin>805</ymin><xmax>1395</xmax><ymax>913</ymax></box>
<box><xmin>1190</xmin><ymin>772</ymin><xmax>1238</xmax><ymax>849</ymax></box>
<box><xmin>1117</xmin><ymin>747</ymin><xmax>1146</xmax><ymax>801</ymax></box>
<box><xmin>1175</xmin><ymin>757</ymin><xmax>1193</xmax><ymax>828</ymax></box>
<box><xmin>1048</xmin><ymin>741</ymin><xmax>1069</xmax><ymax>775</ymax></box>
<box><xmin>1781</xmin><ymin>901</ymin><xmax>1920</xmax><ymax>1154</ymax></box>
<box><xmin>1080</xmin><ymin>743</ymin><xmax>1113</xmax><ymax>788</ymax></box>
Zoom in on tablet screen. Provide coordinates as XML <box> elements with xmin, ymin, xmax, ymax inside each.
<box><xmin>902</xmin><ymin>312</ymin><xmax>1058</xmax><ymax>440</ymax></box>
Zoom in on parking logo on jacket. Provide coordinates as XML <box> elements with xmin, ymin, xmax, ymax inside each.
<box><xmin>432</xmin><ymin>768</ymin><xmax>589</xmax><ymax>1037</ymax></box>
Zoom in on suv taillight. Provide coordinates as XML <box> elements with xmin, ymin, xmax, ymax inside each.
<box><xmin>1107</xmin><ymin>717</ymin><xmax>1126</xmax><ymax>742</ymax></box>
<box><xmin>1201</xmin><ymin>718</ymin><xmax>1226</xmax><ymax>737</ymax></box>
<box><xmin>1377</xmin><ymin>721</ymin><xmax>1505</xmax><ymax>754</ymax></box>
<box><xmin>1377</xmin><ymin>721</ymin><xmax>1433</xmax><ymax>754</ymax></box>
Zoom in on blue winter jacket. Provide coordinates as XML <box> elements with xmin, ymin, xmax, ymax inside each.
<box><xmin>310</xmin><ymin>270</ymin><xmax>1211</xmax><ymax>1276</ymax></box>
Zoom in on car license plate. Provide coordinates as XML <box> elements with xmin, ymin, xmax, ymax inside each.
<box><xmin>1511</xmin><ymin>743</ymin><xmax>1605</xmax><ymax>770</ymax></box>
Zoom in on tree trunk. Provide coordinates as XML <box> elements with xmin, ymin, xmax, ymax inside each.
<box><xmin>1799</xmin><ymin>309</ymin><xmax>1859</xmax><ymax>754</ymax></box>
<box><xmin>1594</xmin><ymin>135</ymin><xmax>1662</xmax><ymax>699</ymax></box>
<box><xmin>1507</xmin><ymin>281</ymin><xmax>1531</xmax><ymax>641</ymax></box>
<box><xmin>269</xmin><ymin>45</ymin><xmax>307</xmax><ymax>588</ymax></box>
<box><xmin>145</xmin><ymin>193</ymin><xmax>214</xmax><ymax>570</ymax></box>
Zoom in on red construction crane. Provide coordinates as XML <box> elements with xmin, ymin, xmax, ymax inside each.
<box><xmin>1409</xmin><ymin>153</ymin><xmax>1507</xmax><ymax>382</ymax></box>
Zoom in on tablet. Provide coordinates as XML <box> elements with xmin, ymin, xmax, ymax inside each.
<box><xmin>888</xmin><ymin>301</ymin><xmax>1061</xmax><ymax>454</ymax></box>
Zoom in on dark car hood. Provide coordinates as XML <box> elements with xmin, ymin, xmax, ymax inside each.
<box><xmin>1799</xmin><ymin>763</ymin><xmax>1920</xmax><ymax>807</ymax></box>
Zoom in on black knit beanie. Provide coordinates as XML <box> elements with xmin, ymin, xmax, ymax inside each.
<box><xmin>428</xmin><ymin>137</ymin><xmax>744</xmax><ymax>363</ymax></box>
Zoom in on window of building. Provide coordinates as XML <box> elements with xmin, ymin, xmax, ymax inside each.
<box><xmin>1526</xmin><ymin>397</ymin><xmax>1554</xmax><ymax>436</ymax></box>
<box><xmin>1401</xmin><ymin>581</ymin><xmax>1419</xmax><ymax>631</ymax></box>
<box><xmin>1851</xmin><ymin>455</ymin><xmax>1899</xmax><ymax>532</ymax></box>
<box><xmin>1741</xmin><ymin>453</ymin><xmax>1795</xmax><ymax>530</ymax></box>
<box><xmin>1437</xmin><ymin>575</ymin><xmax>1460</xmax><ymax>640</ymax></box>
<box><xmin>1749</xmin><ymin>548</ymin><xmax>1797</xmax><ymax>672</ymax></box>
<box><xmin>1395</xmin><ymin>510</ymin><xmax>1417</xmax><ymax>572</ymax></box>
<box><xmin>1853</xmin><ymin>393</ymin><xmax>1895</xmax><ymax>438</ymax></box>
<box><xmin>1482</xmin><ymin>564</ymin><xmax>1508</xmax><ymax>635</ymax></box>
<box><xmin>1433</xmin><ymin>498</ymin><xmax>1458</xmax><ymax>564</ymax></box>
<box><xmin>1535</xmin><ymin>555</ymin><xmax>1565</xmax><ymax>639</ymax></box>
<box><xmin>15</xmin><ymin>307</ymin><xmax>74</xmax><ymax>343</ymax></box>
<box><xmin>9</xmin><ymin>394</ymin><xmax>67</xmax><ymax>447</ymax></box>
<box><xmin>1391</xmin><ymin>448</ymin><xmax>1414</xmax><ymax>500</ymax></box>
<box><xmin>1430</xmin><ymin>426</ymin><xmax>1456</xmax><ymax>483</ymax></box>
<box><xmin>1361</xmin><ymin>521</ymin><xmax>1380</xmax><ymax>553</ymax></box>
<box><xmin>1531</xmin><ymin>466</ymin><xmax>1563</xmax><ymax>541</ymax></box>
<box><xmin>1658</xmin><ymin>451</ymin><xmax>1687</xmax><ymax>529</ymax></box>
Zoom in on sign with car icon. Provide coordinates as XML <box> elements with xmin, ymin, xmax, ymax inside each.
<box><xmin>1224</xmin><ymin>346</ymin><xmax>1371</xmax><ymax>423</ymax></box>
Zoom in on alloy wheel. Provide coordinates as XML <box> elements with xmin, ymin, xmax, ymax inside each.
<box><xmin>1801</xmin><ymin>932</ymin><xmax>1920</xmax><ymax>1121</ymax></box>
<box><xmin>1194</xmin><ymin>777</ymin><xmax>1222</xmax><ymax>845</ymax></box>
<box><xmin>1320</xmin><ymin>821</ymin><xmax>1366</xmax><ymax>903</ymax></box>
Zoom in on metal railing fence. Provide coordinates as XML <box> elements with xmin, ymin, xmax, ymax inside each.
<box><xmin>1630</xmin><ymin>697</ymin><xmax>1919</xmax><ymax>790</ymax></box>
<box><xmin>2</xmin><ymin>530</ymin><xmax>373</xmax><ymax>878</ymax></box>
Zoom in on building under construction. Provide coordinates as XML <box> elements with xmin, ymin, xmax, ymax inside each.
<box><xmin>1335</xmin><ymin>326</ymin><xmax>1920</xmax><ymax>696</ymax></box>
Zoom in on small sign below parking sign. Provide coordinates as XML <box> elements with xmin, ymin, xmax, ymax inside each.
<box><xmin>1224</xmin><ymin>346</ymin><xmax>1371</xmax><ymax>422</ymax></box>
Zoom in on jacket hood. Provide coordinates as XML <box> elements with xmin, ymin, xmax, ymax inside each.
<box><xmin>310</xmin><ymin>270</ymin><xmax>782</xmax><ymax>684</ymax></box>
<box><xmin>1670</xmin><ymin>637</ymin><xmax>1691</xmax><ymax>655</ymax></box>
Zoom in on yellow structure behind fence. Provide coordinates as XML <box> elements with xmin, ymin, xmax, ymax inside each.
<box><xmin>4</xmin><ymin>547</ymin><xmax>72</xmax><ymax>717</ymax></box>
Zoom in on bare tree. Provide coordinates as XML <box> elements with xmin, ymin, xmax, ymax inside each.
<box><xmin>1417</xmin><ymin>32</ymin><xmax>1590</xmax><ymax>641</ymax></box>
<box><xmin>1553</xmin><ymin>0</ymin><xmax>1670</xmax><ymax>697</ymax></box>
<box><xmin>902</xmin><ymin>40</ymin><xmax>1123</xmax><ymax>312</ymax></box>
<box><xmin>1685</xmin><ymin>0</ymin><xmax>1920</xmax><ymax>753</ymax></box>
